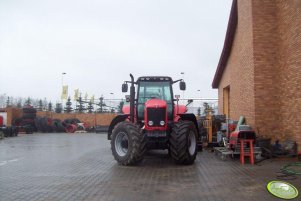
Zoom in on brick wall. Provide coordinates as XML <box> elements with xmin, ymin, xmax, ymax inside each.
<box><xmin>252</xmin><ymin>0</ymin><xmax>301</xmax><ymax>149</ymax></box>
<box><xmin>0</xmin><ymin>107</ymin><xmax>22</xmax><ymax>126</ymax></box>
<box><xmin>37</xmin><ymin>112</ymin><xmax>117</xmax><ymax>126</ymax></box>
<box><xmin>218</xmin><ymin>0</ymin><xmax>256</xmax><ymax>127</ymax></box>
<box><xmin>1</xmin><ymin>107</ymin><xmax>117</xmax><ymax>127</ymax></box>
<box><xmin>276</xmin><ymin>0</ymin><xmax>301</xmax><ymax>150</ymax></box>
<box><xmin>252</xmin><ymin>0</ymin><xmax>282</xmax><ymax>138</ymax></box>
<box><xmin>217</xmin><ymin>0</ymin><xmax>301</xmax><ymax>151</ymax></box>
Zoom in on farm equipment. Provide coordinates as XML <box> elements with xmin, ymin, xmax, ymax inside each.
<box><xmin>198</xmin><ymin>114</ymin><xmax>226</xmax><ymax>147</ymax></box>
<box><xmin>214</xmin><ymin>125</ymin><xmax>262</xmax><ymax>163</ymax></box>
<box><xmin>108</xmin><ymin>74</ymin><xmax>201</xmax><ymax>165</ymax></box>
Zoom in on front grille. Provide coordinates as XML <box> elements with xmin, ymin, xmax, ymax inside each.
<box><xmin>147</xmin><ymin>108</ymin><xmax>166</xmax><ymax>127</ymax></box>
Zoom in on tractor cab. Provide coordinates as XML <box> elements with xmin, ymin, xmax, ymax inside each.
<box><xmin>122</xmin><ymin>76</ymin><xmax>186</xmax><ymax>128</ymax></box>
<box><xmin>136</xmin><ymin>77</ymin><xmax>174</xmax><ymax>122</ymax></box>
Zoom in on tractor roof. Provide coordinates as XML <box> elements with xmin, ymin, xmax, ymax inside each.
<box><xmin>137</xmin><ymin>76</ymin><xmax>172</xmax><ymax>82</ymax></box>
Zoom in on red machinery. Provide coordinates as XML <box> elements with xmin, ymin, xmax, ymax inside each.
<box><xmin>108</xmin><ymin>74</ymin><xmax>200</xmax><ymax>166</ymax></box>
<box><xmin>214</xmin><ymin>124</ymin><xmax>261</xmax><ymax>164</ymax></box>
<box><xmin>229</xmin><ymin>130</ymin><xmax>256</xmax><ymax>151</ymax></box>
<box><xmin>0</xmin><ymin>115</ymin><xmax>3</xmax><ymax>127</ymax></box>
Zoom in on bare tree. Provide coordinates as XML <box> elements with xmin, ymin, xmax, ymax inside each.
<box><xmin>0</xmin><ymin>94</ymin><xmax>7</xmax><ymax>108</ymax></box>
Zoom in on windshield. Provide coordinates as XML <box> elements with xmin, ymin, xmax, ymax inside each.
<box><xmin>137</xmin><ymin>81</ymin><xmax>173</xmax><ymax>120</ymax></box>
<box><xmin>138</xmin><ymin>81</ymin><xmax>172</xmax><ymax>103</ymax></box>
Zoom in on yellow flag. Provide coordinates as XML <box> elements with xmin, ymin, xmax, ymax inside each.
<box><xmin>61</xmin><ymin>85</ymin><xmax>68</xmax><ymax>100</ymax></box>
<box><xmin>91</xmin><ymin>95</ymin><xmax>94</xmax><ymax>103</ymax></box>
<box><xmin>74</xmin><ymin>89</ymin><xmax>79</xmax><ymax>101</ymax></box>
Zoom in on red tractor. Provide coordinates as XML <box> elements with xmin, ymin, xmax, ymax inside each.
<box><xmin>108</xmin><ymin>74</ymin><xmax>200</xmax><ymax>165</ymax></box>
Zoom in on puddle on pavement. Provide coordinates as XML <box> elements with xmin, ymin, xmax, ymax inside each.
<box><xmin>0</xmin><ymin>158</ymin><xmax>21</xmax><ymax>166</ymax></box>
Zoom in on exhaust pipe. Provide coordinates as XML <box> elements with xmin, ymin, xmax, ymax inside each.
<box><xmin>129</xmin><ymin>74</ymin><xmax>135</xmax><ymax>123</ymax></box>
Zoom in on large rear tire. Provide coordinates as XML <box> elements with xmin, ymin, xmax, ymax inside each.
<box><xmin>111</xmin><ymin>121</ymin><xmax>145</xmax><ymax>165</ymax></box>
<box><xmin>169</xmin><ymin>120</ymin><xmax>198</xmax><ymax>165</ymax></box>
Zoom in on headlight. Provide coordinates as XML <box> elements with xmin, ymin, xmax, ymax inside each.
<box><xmin>160</xmin><ymin>121</ymin><xmax>165</xmax><ymax>126</ymax></box>
<box><xmin>148</xmin><ymin>121</ymin><xmax>154</xmax><ymax>126</ymax></box>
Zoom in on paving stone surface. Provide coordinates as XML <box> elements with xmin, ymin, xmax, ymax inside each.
<box><xmin>0</xmin><ymin>133</ymin><xmax>300</xmax><ymax>201</ymax></box>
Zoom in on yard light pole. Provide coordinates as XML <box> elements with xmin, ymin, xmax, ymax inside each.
<box><xmin>197</xmin><ymin>89</ymin><xmax>202</xmax><ymax>116</ymax></box>
<box><xmin>197</xmin><ymin>89</ymin><xmax>202</xmax><ymax>105</ymax></box>
<box><xmin>62</xmin><ymin>72</ymin><xmax>66</xmax><ymax>86</ymax></box>
<box><xmin>110</xmin><ymin>92</ymin><xmax>115</xmax><ymax>113</ymax></box>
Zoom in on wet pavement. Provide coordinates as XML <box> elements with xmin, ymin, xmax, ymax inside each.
<box><xmin>0</xmin><ymin>133</ymin><xmax>300</xmax><ymax>201</ymax></box>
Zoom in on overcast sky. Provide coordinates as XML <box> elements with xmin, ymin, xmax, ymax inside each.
<box><xmin>0</xmin><ymin>0</ymin><xmax>232</xmax><ymax>103</ymax></box>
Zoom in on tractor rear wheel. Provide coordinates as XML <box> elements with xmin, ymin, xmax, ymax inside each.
<box><xmin>169</xmin><ymin>120</ymin><xmax>198</xmax><ymax>165</ymax></box>
<box><xmin>111</xmin><ymin>121</ymin><xmax>145</xmax><ymax>165</ymax></box>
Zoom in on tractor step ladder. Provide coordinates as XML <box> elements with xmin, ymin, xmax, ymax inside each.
<box><xmin>240</xmin><ymin>139</ymin><xmax>254</xmax><ymax>165</ymax></box>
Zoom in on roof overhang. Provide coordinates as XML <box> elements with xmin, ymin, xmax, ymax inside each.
<box><xmin>212</xmin><ymin>0</ymin><xmax>238</xmax><ymax>88</ymax></box>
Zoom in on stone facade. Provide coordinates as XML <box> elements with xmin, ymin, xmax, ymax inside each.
<box><xmin>213</xmin><ymin>0</ymin><xmax>301</xmax><ymax>150</ymax></box>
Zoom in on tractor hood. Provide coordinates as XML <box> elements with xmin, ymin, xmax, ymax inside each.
<box><xmin>144</xmin><ymin>98</ymin><xmax>168</xmax><ymax>130</ymax></box>
<box><xmin>144</xmin><ymin>98</ymin><xmax>167</xmax><ymax>109</ymax></box>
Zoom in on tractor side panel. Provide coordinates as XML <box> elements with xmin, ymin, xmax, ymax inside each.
<box><xmin>122</xmin><ymin>105</ymin><xmax>130</xmax><ymax>114</ymax></box>
<box><xmin>173</xmin><ymin>105</ymin><xmax>187</xmax><ymax>121</ymax></box>
<box><xmin>174</xmin><ymin>105</ymin><xmax>187</xmax><ymax>114</ymax></box>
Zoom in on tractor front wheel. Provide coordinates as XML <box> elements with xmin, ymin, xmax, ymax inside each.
<box><xmin>111</xmin><ymin>121</ymin><xmax>145</xmax><ymax>165</ymax></box>
<box><xmin>169</xmin><ymin>120</ymin><xmax>198</xmax><ymax>165</ymax></box>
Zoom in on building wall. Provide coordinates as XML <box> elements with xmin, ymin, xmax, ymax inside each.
<box><xmin>217</xmin><ymin>0</ymin><xmax>301</xmax><ymax>151</ymax></box>
<box><xmin>218</xmin><ymin>0</ymin><xmax>255</xmax><ymax>127</ymax></box>
<box><xmin>252</xmin><ymin>0</ymin><xmax>301</xmax><ymax>147</ymax></box>
<box><xmin>276</xmin><ymin>1</ymin><xmax>301</xmax><ymax>146</ymax></box>
<box><xmin>252</xmin><ymin>0</ymin><xmax>282</xmax><ymax>138</ymax></box>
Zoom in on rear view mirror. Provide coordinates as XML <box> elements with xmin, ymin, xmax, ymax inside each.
<box><xmin>180</xmin><ymin>81</ymin><xmax>186</xmax><ymax>91</ymax></box>
<box><xmin>122</xmin><ymin>83</ymin><xmax>128</xmax><ymax>92</ymax></box>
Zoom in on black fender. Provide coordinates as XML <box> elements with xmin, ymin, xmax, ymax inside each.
<box><xmin>178</xmin><ymin>113</ymin><xmax>199</xmax><ymax>138</ymax></box>
<box><xmin>107</xmin><ymin>114</ymin><xmax>130</xmax><ymax>140</ymax></box>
